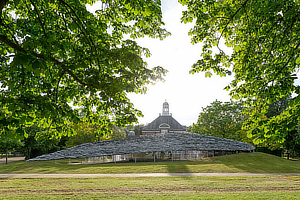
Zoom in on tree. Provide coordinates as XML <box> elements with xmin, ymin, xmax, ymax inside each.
<box><xmin>191</xmin><ymin>100</ymin><xmax>250</xmax><ymax>143</ymax></box>
<box><xmin>260</xmin><ymin>97</ymin><xmax>291</xmax><ymax>149</ymax></box>
<box><xmin>0</xmin><ymin>130</ymin><xmax>23</xmax><ymax>164</ymax></box>
<box><xmin>180</xmin><ymin>0</ymin><xmax>300</xmax><ymax>144</ymax></box>
<box><xmin>125</xmin><ymin>124</ymin><xmax>144</xmax><ymax>136</ymax></box>
<box><xmin>265</xmin><ymin>97</ymin><xmax>290</xmax><ymax>119</ymax></box>
<box><xmin>65</xmin><ymin>121</ymin><xmax>126</xmax><ymax>148</ymax></box>
<box><xmin>133</xmin><ymin>124</ymin><xmax>145</xmax><ymax>136</ymax></box>
<box><xmin>284</xmin><ymin>127</ymin><xmax>300</xmax><ymax>158</ymax></box>
<box><xmin>258</xmin><ymin>96</ymin><xmax>300</xmax><ymax>157</ymax></box>
<box><xmin>0</xmin><ymin>0</ymin><xmax>169</xmax><ymax>139</ymax></box>
<box><xmin>21</xmin><ymin>124</ymin><xmax>65</xmax><ymax>159</ymax></box>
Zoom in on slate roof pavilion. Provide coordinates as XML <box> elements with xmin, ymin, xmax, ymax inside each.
<box><xmin>27</xmin><ymin>100</ymin><xmax>255</xmax><ymax>163</ymax></box>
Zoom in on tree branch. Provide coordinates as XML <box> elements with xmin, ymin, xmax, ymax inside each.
<box><xmin>0</xmin><ymin>34</ymin><xmax>102</xmax><ymax>90</ymax></box>
<box><xmin>56</xmin><ymin>70</ymin><xmax>66</xmax><ymax>102</ymax></box>
<box><xmin>0</xmin><ymin>63</ymin><xmax>16</xmax><ymax>74</ymax></box>
<box><xmin>28</xmin><ymin>0</ymin><xmax>47</xmax><ymax>37</ymax></box>
<box><xmin>57</xmin><ymin>0</ymin><xmax>102</xmax><ymax>72</ymax></box>
<box><xmin>0</xmin><ymin>35</ymin><xmax>27</xmax><ymax>54</ymax></box>
<box><xmin>217</xmin><ymin>0</ymin><xmax>250</xmax><ymax>49</ymax></box>
<box><xmin>258</xmin><ymin>41</ymin><xmax>300</xmax><ymax>96</ymax></box>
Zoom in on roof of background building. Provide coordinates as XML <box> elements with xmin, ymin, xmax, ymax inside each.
<box><xmin>143</xmin><ymin>115</ymin><xmax>186</xmax><ymax>131</ymax></box>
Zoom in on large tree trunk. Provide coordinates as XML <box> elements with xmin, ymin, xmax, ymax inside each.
<box><xmin>28</xmin><ymin>147</ymin><xmax>31</xmax><ymax>159</ymax></box>
<box><xmin>5</xmin><ymin>147</ymin><xmax>8</xmax><ymax>164</ymax></box>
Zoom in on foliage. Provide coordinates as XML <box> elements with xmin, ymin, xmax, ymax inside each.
<box><xmin>254</xmin><ymin>97</ymin><xmax>290</xmax><ymax>150</ymax></box>
<box><xmin>64</xmin><ymin>122</ymin><xmax>99</xmax><ymax>148</ymax></box>
<box><xmin>186</xmin><ymin>126</ymin><xmax>192</xmax><ymax>132</ymax></box>
<box><xmin>255</xmin><ymin>96</ymin><xmax>300</xmax><ymax>156</ymax></box>
<box><xmin>265</xmin><ymin>97</ymin><xmax>290</xmax><ymax>119</ymax></box>
<box><xmin>180</xmin><ymin>0</ymin><xmax>300</xmax><ymax>144</ymax></box>
<box><xmin>107</xmin><ymin>125</ymin><xmax>126</xmax><ymax>140</ymax></box>
<box><xmin>65</xmin><ymin>121</ymin><xmax>126</xmax><ymax>148</ymax></box>
<box><xmin>21</xmin><ymin>125</ymin><xmax>66</xmax><ymax>159</ymax></box>
<box><xmin>191</xmin><ymin>100</ymin><xmax>251</xmax><ymax>143</ymax></box>
<box><xmin>0</xmin><ymin>128</ymin><xmax>23</xmax><ymax>152</ymax></box>
<box><xmin>0</xmin><ymin>0</ymin><xmax>169</xmax><ymax>139</ymax></box>
<box><xmin>0</xmin><ymin>135</ymin><xmax>23</xmax><ymax>153</ymax></box>
<box><xmin>0</xmin><ymin>129</ymin><xmax>23</xmax><ymax>163</ymax></box>
<box><xmin>126</xmin><ymin>124</ymin><xmax>145</xmax><ymax>136</ymax></box>
<box><xmin>284</xmin><ymin>127</ymin><xmax>300</xmax><ymax>157</ymax></box>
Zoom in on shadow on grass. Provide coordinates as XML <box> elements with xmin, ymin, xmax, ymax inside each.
<box><xmin>0</xmin><ymin>158</ymin><xmax>194</xmax><ymax>174</ymax></box>
<box><xmin>165</xmin><ymin>161</ymin><xmax>191</xmax><ymax>173</ymax></box>
<box><xmin>2</xmin><ymin>152</ymin><xmax>298</xmax><ymax>174</ymax></box>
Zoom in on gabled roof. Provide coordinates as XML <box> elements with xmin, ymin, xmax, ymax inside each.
<box><xmin>143</xmin><ymin>115</ymin><xmax>186</xmax><ymax>131</ymax></box>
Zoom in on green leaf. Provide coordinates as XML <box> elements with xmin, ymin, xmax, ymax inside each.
<box><xmin>205</xmin><ymin>71</ymin><xmax>212</xmax><ymax>78</ymax></box>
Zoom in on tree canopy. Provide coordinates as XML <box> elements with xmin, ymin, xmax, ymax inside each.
<box><xmin>191</xmin><ymin>100</ymin><xmax>250</xmax><ymax>143</ymax></box>
<box><xmin>261</xmin><ymin>97</ymin><xmax>300</xmax><ymax>156</ymax></box>
<box><xmin>180</xmin><ymin>0</ymin><xmax>300</xmax><ymax>144</ymax></box>
<box><xmin>65</xmin><ymin>121</ymin><xmax>126</xmax><ymax>148</ymax></box>
<box><xmin>0</xmin><ymin>0</ymin><xmax>169</xmax><ymax>139</ymax></box>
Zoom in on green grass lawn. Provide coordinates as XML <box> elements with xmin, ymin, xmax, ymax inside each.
<box><xmin>0</xmin><ymin>176</ymin><xmax>300</xmax><ymax>199</ymax></box>
<box><xmin>0</xmin><ymin>152</ymin><xmax>299</xmax><ymax>174</ymax></box>
<box><xmin>1</xmin><ymin>153</ymin><xmax>300</xmax><ymax>199</ymax></box>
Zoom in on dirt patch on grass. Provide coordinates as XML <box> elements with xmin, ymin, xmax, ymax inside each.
<box><xmin>284</xmin><ymin>176</ymin><xmax>300</xmax><ymax>181</ymax></box>
<box><xmin>2</xmin><ymin>186</ymin><xmax>300</xmax><ymax>196</ymax></box>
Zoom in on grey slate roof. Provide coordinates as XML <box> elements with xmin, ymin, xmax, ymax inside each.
<box><xmin>27</xmin><ymin>132</ymin><xmax>255</xmax><ymax>162</ymax></box>
<box><xmin>143</xmin><ymin>115</ymin><xmax>186</xmax><ymax>131</ymax></box>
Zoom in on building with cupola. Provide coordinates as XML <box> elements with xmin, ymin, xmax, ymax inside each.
<box><xmin>142</xmin><ymin>101</ymin><xmax>186</xmax><ymax>135</ymax></box>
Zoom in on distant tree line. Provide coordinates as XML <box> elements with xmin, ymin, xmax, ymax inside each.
<box><xmin>1</xmin><ymin>121</ymin><xmax>127</xmax><ymax>161</ymax></box>
<box><xmin>1</xmin><ymin>121</ymin><xmax>147</xmax><ymax>162</ymax></box>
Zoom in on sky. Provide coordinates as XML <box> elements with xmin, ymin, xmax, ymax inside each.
<box><xmin>127</xmin><ymin>0</ymin><xmax>233</xmax><ymax>126</ymax></box>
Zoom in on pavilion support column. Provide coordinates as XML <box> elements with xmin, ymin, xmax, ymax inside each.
<box><xmin>171</xmin><ymin>151</ymin><xmax>173</xmax><ymax>162</ymax></box>
<box><xmin>153</xmin><ymin>152</ymin><xmax>155</xmax><ymax>162</ymax></box>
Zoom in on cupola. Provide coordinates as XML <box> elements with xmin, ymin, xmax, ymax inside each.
<box><xmin>162</xmin><ymin>100</ymin><xmax>170</xmax><ymax>116</ymax></box>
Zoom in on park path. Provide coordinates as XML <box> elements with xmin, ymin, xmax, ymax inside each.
<box><xmin>0</xmin><ymin>173</ymin><xmax>299</xmax><ymax>178</ymax></box>
<box><xmin>0</xmin><ymin>157</ymin><xmax>25</xmax><ymax>164</ymax></box>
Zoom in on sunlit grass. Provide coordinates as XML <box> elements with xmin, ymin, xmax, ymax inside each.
<box><xmin>1</xmin><ymin>176</ymin><xmax>300</xmax><ymax>199</ymax></box>
<box><xmin>0</xmin><ymin>152</ymin><xmax>299</xmax><ymax>174</ymax></box>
